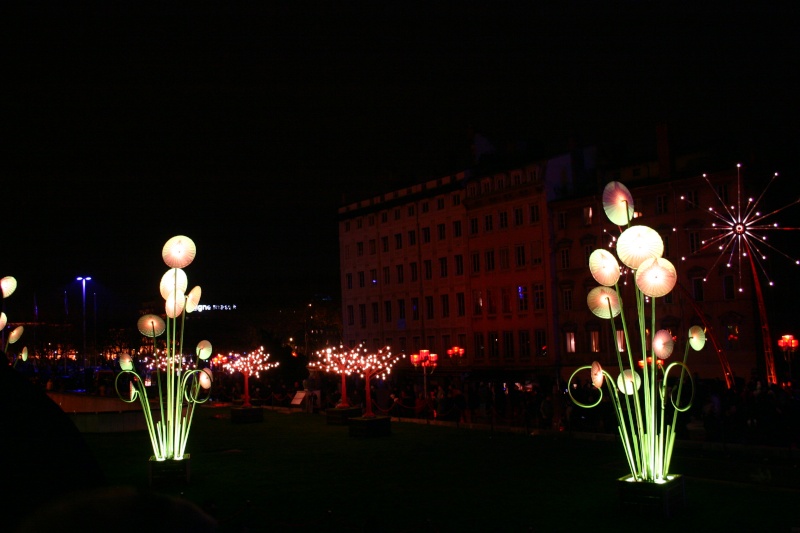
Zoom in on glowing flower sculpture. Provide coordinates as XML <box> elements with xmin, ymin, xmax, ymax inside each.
<box><xmin>1</xmin><ymin>275</ymin><xmax>24</xmax><ymax>361</ymax></box>
<box><xmin>114</xmin><ymin>235</ymin><xmax>213</xmax><ymax>462</ymax></box>
<box><xmin>568</xmin><ymin>181</ymin><xmax>703</xmax><ymax>484</ymax></box>
<box><xmin>350</xmin><ymin>344</ymin><xmax>403</xmax><ymax>418</ymax></box>
<box><xmin>223</xmin><ymin>346</ymin><xmax>279</xmax><ymax>407</ymax></box>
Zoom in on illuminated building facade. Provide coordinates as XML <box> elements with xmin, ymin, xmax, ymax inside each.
<box><xmin>339</xmin><ymin>143</ymin><xmax>762</xmax><ymax>384</ymax></box>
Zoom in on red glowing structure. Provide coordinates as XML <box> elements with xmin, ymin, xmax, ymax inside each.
<box><xmin>410</xmin><ymin>349</ymin><xmax>438</xmax><ymax>402</ymax></box>
<box><xmin>223</xmin><ymin>347</ymin><xmax>279</xmax><ymax>408</ymax></box>
<box><xmin>309</xmin><ymin>344</ymin><xmax>361</xmax><ymax>408</ymax></box>
<box><xmin>778</xmin><ymin>334</ymin><xmax>798</xmax><ymax>384</ymax></box>
<box><xmin>355</xmin><ymin>345</ymin><xmax>403</xmax><ymax>418</ymax></box>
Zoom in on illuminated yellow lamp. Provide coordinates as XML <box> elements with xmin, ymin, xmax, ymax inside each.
<box><xmin>165</xmin><ymin>289</ymin><xmax>186</xmax><ymax>318</ymax></box>
<box><xmin>120</xmin><ymin>353</ymin><xmax>134</xmax><ymax>371</ymax></box>
<box><xmin>185</xmin><ymin>286</ymin><xmax>202</xmax><ymax>313</ymax></box>
<box><xmin>196</xmin><ymin>340</ymin><xmax>213</xmax><ymax>360</ymax></box>
<box><xmin>602</xmin><ymin>181</ymin><xmax>635</xmax><ymax>226</ymax></box>
<box><xmin>635</xmin><ymin>256</ymin><xmax>677</xmax><ymax>298</ymax></box>
<box><xmin>162</xmin><ymin>235</ymin><xmax>197</xmax><ymax>269</ymax></box>
<box><xmin>591</xmin><ymin>361</ymin><xmax>604</xmax><ymax>388</ymax></box>
<box><xmin>652</xmin><ymin>329</ymin><xmax>675</xmax><ymax>360</ymax></box>
<box><xmin>589</xmin><ymin>248</ymin><xmax>621</xmax><ymax>286</ymax></box>
<box><xmin>21</xmin><ymin>346</ymin><xmax>28</xmax><ymax>362</ymax></box>
<box><xmin>587</xmin><ymin>286</ymin><xmax>621</xmax><ymax>319</ymax></box>
<box><xmin>688</xmin><ymin>326</ymin><xmax>707</xmax><ymax>351</ymax></box>
<box><xmin>137</xmin><ymin>314</ymin><xmax>166</xmax><ymax>337</ymax></box>
<box><xmin>159</xmin><ymin>268</ymin><xmax>188</xmax><ymax>300</ymax></box>
<box><xmin>8</xmin><ymin>325</ymin><xmax>24</xmax><ymax>344</ymax></box>
<box><xmin>199</xmin><ymin>368</ymin><xmax>213</xmax><ymax>389</ymax></box>
<box><xmin>616</xmin><ymin>369</ymin><xmax>641</xmax><ymax>395</ymax></box>
<box><xmin>1</xmin><ymin>276</ymin><xmax>17</xmax><ymax>298</ymax></box>
<box><xmin>616</xmin><ymin>225</ymin><xmax>664</xmax><ymax>270</ymax></box>
<box><xmin>0</xmin><ymin>312</ymin><xmax>6</xmax><ymax>330</ymax></box>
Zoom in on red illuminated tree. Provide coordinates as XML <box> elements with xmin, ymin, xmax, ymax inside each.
<box><xmin>354</xmin><ymin>345</ymin><xmax>403</xmax><ymax>418</ymax></box>
<box><xmin>308</xmin><ymin>344</ymin><xmax>360</xmax><ymax>408</ymax></box>
<box><xmin>223</xmin><ymin>346</ymin><xmax>279</xmax><ymax>407</ymax></box>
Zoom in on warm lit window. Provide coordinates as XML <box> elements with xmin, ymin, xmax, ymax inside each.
<box><xmin>565</xmin><ymin>331</ymin><xmax>576</xmax><ymax>353</ymax></box>
<box><xmin>590</xmin><ymin>330</ymin><xmax>600</xmax><ymax>352</ymax></box>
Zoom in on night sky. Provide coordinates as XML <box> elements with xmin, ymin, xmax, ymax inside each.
<box><xmin>3</xmin><ymin>4</ymin><xmax>798</xmax><ymax>328</ymax></box>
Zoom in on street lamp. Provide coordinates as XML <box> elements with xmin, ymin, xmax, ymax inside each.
<box><xmin>77</xmin><ymin>276</ymin><xmax>91</xmax><ymax>369</ymax></box>
<box><xmin>778</xmin><ymin>334</ymin><xmax>798</xmax><ymax>384</ymax></box>
<box><xmin>446</xmin><ymin>345</ymin><xmax>465</xmax><ymax>364</ymax></box>
<box><xmin>410</xmin><ymin>349</ymin><xmax>438</xmax><ymax>412</ymax></box>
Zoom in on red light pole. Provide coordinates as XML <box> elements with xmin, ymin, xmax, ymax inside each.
<box><xmin>446</xmin><ymin>345</ymin><xmax>465</xmax><ymax>364</ymax></box>
<box><xmin>410</xmin><ymin>349</ymin><xmax>438</xmax><ymax>411</ymax></box>
<box><xmin>778</xmin><ymin>334</ymin><xmax>798</xmax><ymax>385</ymax></box>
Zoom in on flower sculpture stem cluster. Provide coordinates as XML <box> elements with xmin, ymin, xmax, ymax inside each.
<box><xmin>1</xmin><ymin>276</ymin><xmax>25</xmax><ymax>363</ymax></box>
<box><xmin>115</xmin><ymin>236</ymin><xmax>213</xmax><ymax>462</ymax></box>
<box><xmin>569</xmin><ymin>182</ymin><xmax>706</xmax><ymax>483</ymax></box>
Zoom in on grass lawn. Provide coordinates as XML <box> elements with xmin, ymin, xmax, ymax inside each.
<box><xmin>71</xmin><ymin>405</ymin><xmax>800</xmax><ymax>533</ymax></box>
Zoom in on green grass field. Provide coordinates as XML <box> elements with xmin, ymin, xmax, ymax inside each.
<box><xmin>71</xmin><ymin>406</ymin><xmax>800</xmax><ymax>532</ymax></box>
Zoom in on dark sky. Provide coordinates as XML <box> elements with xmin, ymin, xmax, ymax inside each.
<box><xmin>3</xmin><ymin>3</ymin><xmax>798</xmax><ymax>327</ymax></box>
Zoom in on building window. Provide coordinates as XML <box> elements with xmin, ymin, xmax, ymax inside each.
<box><xmin>515</xmin><ymin>245</ymin><xmax>526</xmax><ymax>267</ymax></box>
<box><xmin>370</xmin><ymin>269</ymin><xmax>377</xmax><ymax>285</ymax></box>
<box><xmin>503</xmin><ymin>330</ymin><xmax>514</xmax><ymax>360</ymax></box>
<box><xmin>357</xmin><ymin>218</ymin><xmax>363</xmax><ymax>229</ymax></box>
<box><xmin>452</xmin><ymin>194</ymin><xmax>461</xmax><ymax>206</ymax></box>
<box><xmin>471</xmin><ymin>252</ymin><xmax>481</xmax><ymax>274</ymax></box>
<box><xmin>437</xmin><ymin>223</ymin><xmax>446</xmax><ymax>240</ymax></box>
<box><xmin>383</xmin><ymin>266</ymin><xmax>390</xmax><ymax>284</ymax></box>
<box><xmin>531</xmin><ymin>241</ymin><xmax>543</xmax><ymax>266</ymax></box>
<box><xmin>472</xmin><ymin>290</ymin><xmax>483</xmax><ymax>315</ymax></box>
<box><xmin>723</xmin><ymin>274</ymin><xmax>735</xmax><ymax>300</ymax></box>
<box><xmin>412</xmin><ymin>298</ymin><xmax>420</xmax><ymax>320</ymax></box>
<box><xmin>499</xmin><ymin>247</ymin><xmax>510</xmax><ymax>270</ymax></box>
<box><xmin>530</xmin><ymin>204</ymin><xmax>540</xmax><ymax>223</ymax></box>
<box><xmin>519</xmin><ymin>330</ymin><xmax>531</xmax><ymax>360</ymax></box>
<box><xmin>437</xmin><ymin>197</ymin><xmax>445</xmax><ymax>210</ymax></box>
<box><xmin>396</xmin><ymin>265</ymin><xmax>404</xmax><ymax>284</ymax></box>
<box><xmin>583</xmin><ymin>206</ymin><xmax>593</xmax><ymax>225</ymax></box>
<box><xmin>565</xmin><ymin>331</ymin><xmax>576</xmax><ymax>353</ymax></box>
<box><xmin>422</xmin><ymin>227</ymin><xmax>431</xmax><ymax>243</ymax></box>
<box><xmin>384</xmin><ymin>300</ymin><xmax>392</xmax><ymax>322</ymax></box>
<box><xmin>453</xmin><ymin>220</ymin><xmax>462</xmax><ymax>237</ymax></box>
<box><xmin>368</xmin><ymin>215</ymin><xmax>375</xmax><ymax>226</ymax></box>
<box><xmin>560</xmin><ymin>248</ymin><xmax>570</xmax><ymax>269</ymax></box>
<box><xmin>410</xmin><ymin>262</ymin><xmax>418</xmax><ymax>282</ymax></box>
<box><xmin>456</xmin><ymin>292</ymin><xmax>466</xmax><ymax>316</ymax></box>
<box><xmin>424</xmin><ymin>260</ymin><xmax>432</xmax><ymax>280</ymax></box>
<box><xmin>455</xmin><ymin>254</ymin><xmax>464</xmax><ymax>275</ymax></box>
<box><xmin>501</xmin><ymin>287</ymin><xmax>512</xmax><ymax>313</ymax></box>
<box><xmin>488</xmin><ymin>332</ymin><xmax>499</xmax><ymax>359</ymax></box>
<box><xmin>394</xmin><ymin>208</ymin><xmax>401</xmax><ymax>220</ymax></box>
<box><xmin>425</xmin><ymin>296</ymin><xmax>434</xmax><ymax>319</ymax></box>
<box><xmin>369</xmin><ymin>239</ymin><xmax>376</xmax><ymax>255</ymax></box>
<box><xmin>683</xmin><ymin>190</ymin><xmax>697</xmax><ymax>209</ymax></box>
<box><xmin>662</xmin><ymin>234</ymin><xmax>671</xmax><ymax>258</ymax></box>
<box><xmin>345</xmin><ymin>221</ymin><xmax>351</xmax><ymax>232</ymax></box>
<box><xmin>408</xmin><ymin>230</ymin><xmax>417</xmax><ymax>246</ymax></box>
<box><xmin>346</xmin><ymin>273</ymin><xmax>353</xmax><ymax>289</ymax></box>
<box><xmin>584</xmin><ymin>244</ymin><xmax>592</xmax><ymax>266</ymax></box>
<box><xmin>398</xmin><ymin>299</ymin><xmax>406</xmax><ymax>320</ymax></box>
<box><xmin>441</xmin><ymin>294</ymin><xmax>450</xmax><ymax>318</ymax></box>
<box><xmin>535</xmin><ymin>329</ymin><xmax>547</xmax><ymax>357</ymax></box>
<box><xmin>486</xmin><ymin>288</ymin><xmax>497</xmax><ymax>315</ymax></box>
<box><xmin>485</xmin><ymin>250</ymin><xmax>495</xmax><ymax>271</ymax></box>
<box><xmin>408</xmin><ymin>205</ymin><xmax>415</xmax><ymax>216</ymax></box>
<box><xmin>692</xmin><ymin>276</ymin><xmax>704</xmax><ymax>301</ymax></box>
<box><xmin>421</xmin><ymin>201</ymin><xmax>429</xmax><ymax>213</ymax></box>
<box><xmin>514</xmin><ymin>207</ymin><xmax>524</xmax><ymax>226</ymax></box>
<box><xmin>498</xmin><ymin>211</ymin><xmax>508</xmax><ymax>229</ymax></box>
<box><xmin>617</xmin><ymin>330</ymin><xmax>626</xmax><ymax>353</ymax></box>
<box><xmin>470</xmin><ymin>217</ymin><xmax>479</xmax><ymax>235</ymax></box>
<box><xmin>372</xmin><ymin>302</ymin><xmax>379</xmax><ymax>323</ymax></box>
<box><xmin>359</xmin><ymin>304</ymin><xmax>366</xmax><ymax>328</ymax></box>
<box><xmin>484</xmin><ymin>214</ymin><xmax>493</xmax><ymax>232</ymax></box>
<box><xmin>562</xmin><ymin>288</ymin><xmax>573</xmax><ymax>311</ymax></box>
<box><xmin>716</xmin><ymin>183</ymin><xmax>728</xmax><ymax>204</ymax></box>
<box><xmin>347</xmin><ymin>305</ymin><xmax>354</xmax><ymax>326</ymax></box>
<box><xmin>357</xmin><ymin>242</ymin><xmax>364</xmax><ymax>256</ymax></box>
<box><xmin>689</xmin><ymin>232</ymin><xmax>700</xmax><ymax>254</ymax></box>
<box><xmin>517</xmin><ymin>285</ymin><xmax>529</xmax><ymax>311</ymax></box>
<box><xmin>439</xmin><ymin>257</ymin><xmax>448</xmax><ymax>278</ymax></box>
<box><xmin>656</xmin><ymin>194</ymin><xmax>668</xmax><ymax>214</ymax></box>
<box><xmin>381</xmin><ymin>236</ymin><xmax>389</xmax><ymax>252</ymax></box>
<box><xmin>558</xmin><ymin>212</ymin><xmax>567</xmax><ymax>230</ymax></box>
<box><xmin>395</xmin><ymin>233</ymin><xmax>403</xmax><ymax>249</ymax></box>
<box><xmin>358</xmin><ymin>271</ymin><xmax>365</xmax><ymax>288</ymax></box>
<box><xmin>474</xmin><ymin>332</ymin><xmax>485</xmax><ymax>359</ymax></box>
<box><xmin>590</xmin><ymin>330</ymin><xmax>600</xmax><ymax>352</ymax></box>
<box><xmin>381</xmin><ymin>212</ymin><xmax>388</xmax><ymax>223</ymax></box>
<box><xmin>533</xmin><ymin>283</ymin><xmax>545</xmax><ymax>310</ymax></box>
